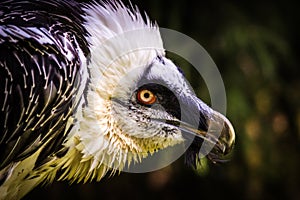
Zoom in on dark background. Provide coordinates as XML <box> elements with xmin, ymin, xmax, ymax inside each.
<box><xmin>26</xmin><ymin>0</ymin><xmax>300</xmax><ymax>199</ymax></box>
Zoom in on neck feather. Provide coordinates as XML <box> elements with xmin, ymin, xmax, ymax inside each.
<box><xmin>36</xmin><ymin>1</ymin><xmax>166</xmax><ymax>183</ymax></box>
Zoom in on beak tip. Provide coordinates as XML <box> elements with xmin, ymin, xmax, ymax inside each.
<box><xmin>210</xmin><ymin>111</ymin><xmax>236</xmax><ymax>161</ymax></box>
<box><xmin>223</xmin><ymin>117</ymin><xmax>236</xmax><ymax>153</ymax></box>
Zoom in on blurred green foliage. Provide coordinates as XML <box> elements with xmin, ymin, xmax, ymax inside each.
<box><xmin>26</xmin><ymin>0</ymin><xmax>300</xmax><ymax>200</ymax></box>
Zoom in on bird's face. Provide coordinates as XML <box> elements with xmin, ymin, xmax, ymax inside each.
<box><xmin>109</xmin><ymin>53</ymin><xmax>235</xmax><ymax>168</ymax></box>
<box><xmin>79</xmin><ymin>2</ymin><xmax>235</xmax><ymax>172</ymax></box>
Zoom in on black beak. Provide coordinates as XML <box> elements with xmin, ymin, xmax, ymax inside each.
<box><xmin>183</xmin><ymin>110</ymin><xmax>235</xmax><ymax>168</ymax></box>
<box><xmin>180</xmin><ymin>95</ymin><xmax>235</xmax><ymax>168</ymax></box>
<box><xmin>152</xmin><ymin>94</ymin><xmax>235</xmax><ymax>168</ymax></box>
<box><xmin>159</xmin><ymin>94</ymin><xmax>235</xmax><ymax>168</ymax></box>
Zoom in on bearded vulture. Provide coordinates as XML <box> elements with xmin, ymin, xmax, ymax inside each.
<box><xmin>0</xmin><ymin>0</ymin><xmax>235</xmax><ymax>199</ymax></box>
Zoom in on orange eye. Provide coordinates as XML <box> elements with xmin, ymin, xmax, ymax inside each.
<box><xmin>137</xmin><ymin>89</ymin><xmax>156</xmax><ymax>105</ymax></box>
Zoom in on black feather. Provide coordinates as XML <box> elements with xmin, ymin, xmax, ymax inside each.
<box><xmin>0</xmin><ymin>0</ymin><xmax>88</xmax><ymax>170</ymax></box>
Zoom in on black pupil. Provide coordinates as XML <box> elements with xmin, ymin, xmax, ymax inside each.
<box><xmin>136</xmin><ymin>84</ymin><xmax>180</xmax><ymax>119</ymax></box>
<box><xmin>143</xmin><ymin>92</ymin><xmax>150</xmax><ymax>99</ymax></box>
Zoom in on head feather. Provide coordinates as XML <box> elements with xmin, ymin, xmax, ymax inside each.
<box><xmin>36</xmin><ymin>1</ymin><xmax>168</xmax><ymax>183</ymax></box>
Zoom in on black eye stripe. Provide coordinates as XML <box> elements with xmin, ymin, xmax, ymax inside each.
<box><xmin>135</xmin><ymin>84</ymin><xmax>181</xmax><ymax>119</ymax></box>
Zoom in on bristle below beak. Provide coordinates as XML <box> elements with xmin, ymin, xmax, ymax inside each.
<box><xmin>183</xmin><ymin>110</ymin><xmax>235</xmax><ymax>168</ymax></box>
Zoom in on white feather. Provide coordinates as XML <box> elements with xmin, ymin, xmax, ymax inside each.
<box><xmin>58</xmin><ymin>1</ymin><xmax>167</xmax><ymax>179</ymax></box>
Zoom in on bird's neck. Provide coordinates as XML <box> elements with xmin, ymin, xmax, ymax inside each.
<box><xmin>34</xmin><ymin>92</ymin><xmax>138</xmax><ymax>183</ymax></box>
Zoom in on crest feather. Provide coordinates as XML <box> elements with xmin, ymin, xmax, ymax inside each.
<box><xmin>42</xmin><ymin>1</ymin><xmax>167</xmax><ymax>183</ymax></box>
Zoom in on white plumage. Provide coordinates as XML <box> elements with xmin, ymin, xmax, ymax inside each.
<box><xmin>0</xmin><ymin>1</ymin><xmax>235</xmax><ymax>199</ymax></box>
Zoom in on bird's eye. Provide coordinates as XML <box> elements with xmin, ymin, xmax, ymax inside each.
<box><xmin>137</xmin><ymin>89</ymin><xmax>156</xmax><ymax>105</ymax></box>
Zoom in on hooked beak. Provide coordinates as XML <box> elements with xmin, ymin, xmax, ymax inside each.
<box><xmin>160</xmin><ymin>95</ymin><xmax>235</xmax><ymax>167</ymax></box>
<box><xmin>182</xmin><ymin>107</ymin><xmax>235</xmax><ymax>167</ymax></box>
<box><xmin>198</xmin><ymin>111</ymin><xmax>235</xmax><ymax>163</ymax></box>
<box><xmin>154</xmin><ymin>100</ymin><xmax>235</xmax><ymax>167</ymax></box>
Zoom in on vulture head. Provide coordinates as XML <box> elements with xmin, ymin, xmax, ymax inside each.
<box><xmin>0</xmin><ymin>1</ymin><xmax>235</xmax><ymax>199</ymax></box>
<box><xmin>34</xmin><ymin>1</ymin><xmax>235</xmax><ymax>183</ymax></box>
